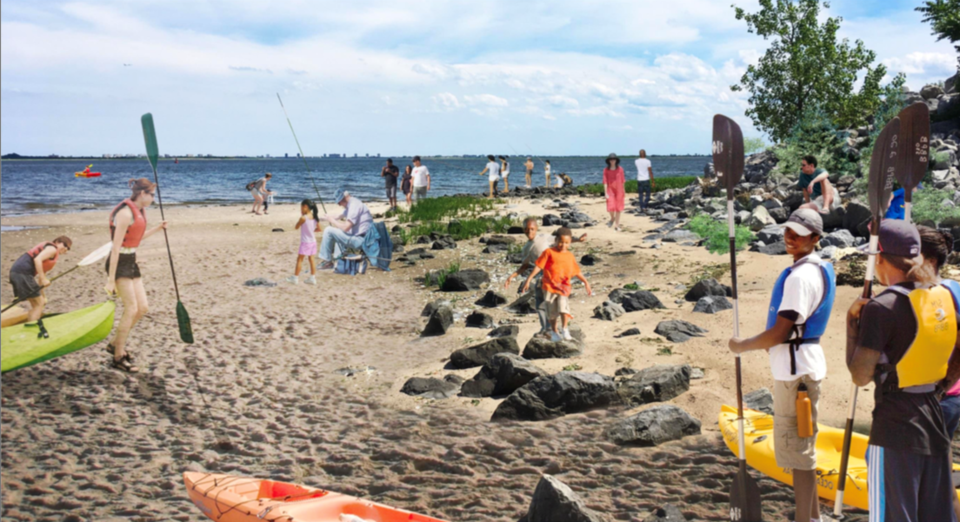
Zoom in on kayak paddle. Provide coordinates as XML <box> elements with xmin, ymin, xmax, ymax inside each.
<box><xmin>1</xmin><ymin>241</ymin><xmax>114</xmax><ymax>313</ymax></box>
<box><xmin>833</xmin><ymin>116</ymin><xmax>900</xmax><ymax>520</ymax></box>
<box><xmin>276</xmin><ymin>93</ymin><xmax>327</xmax><ymax>213</ymax></box>
<box><xmin>141</xmin><ymin>113</ymin><xmax>194</xmax><ymax>344</ymax></box>
<box><xmin>714</xmin><ymin>114</ymin><xmax>761</xmax><ymax>522</ymax></box>
<box><xmin>894</xmin><ymin>102</ymin><xmax>930</xmax><ymax>223</ymax></box>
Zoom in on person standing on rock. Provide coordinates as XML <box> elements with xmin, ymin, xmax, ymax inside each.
<box><xmin>728</xmin><ymin>209</ymin><xmax>834</xmax><ymax>522</ymax></box>
<box><xmin>479</xmin><ymin>155</ymin><xmax>501</xmax><ymax>199</ymax></box>
<box><xmin>411</xmin><ymin>156</ymin><xmax>431</xmax><ymax>203</ymax></box>
<box><xmin>797</xmin><ymin>156</ymin><xmax>838</xmax><ymax>214</ymax></box>
<box><xmin>499</xmin><ymin>155</ymin><xmax>511</xmax><ymax>193</ymax></box>
<box><xmin>846</xmin><ymin>219</ymin><xmax>960</xmax><ymax>522</ymax></box>
<box><xmin>634</xmin><ymin>149</ymin><xmax>655</xmax><ymax>213</ymax></box>
<box><xmin>381</xmin><ymin>158</ymin><xmax>400</xmax><ymax>212</ymax></box>
<box><xmin>603</xmin><ymin>153</ymin><xmax>625</xmax><ymax>231</ymax></box>
<box><xmin>524</xmin><ymin>157</ymin><xmax>534</xmax><ymax>188</ymax></box>
<box><xmin>520</xmin><ymin>227</ymin><xmax>593</xmax><ymax>342</ymax></box>
<box><xmin>544</xmin><ymin>160</ymin><xmax>552</xmax><ymax>188</ymax></box>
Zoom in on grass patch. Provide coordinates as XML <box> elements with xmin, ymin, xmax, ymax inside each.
<box><xmin>912</xmin><ymin>187</ymin><xmax>960</xmax><ymax>227</ymax></box>
<box><xmin>433</xmin><ymin>260</ymin><xmax>462</xmax><ymax>288</ymax></box>
<box><xmin>396</xmin><ymin>196</ymin><xmax>499</xmax><ymax>223</ymax></box>
<box><xmin>623</xmin><ymin>282</ymin><xmax>640</xmax><ymax>291</ymax></box>
<box><xmin>688</xmin><ymin>262</ymin><xmax>731</xmax><ymax>286</ymax></box>
<box><xmin>656</xmin><ymin>346</ymin><xmax>673</xmax><ymax>356</ymax></box>
<box><xmin>581</xmin><ymin>176</ymin><xmax>698</xmax><ymax>196</ymax></box>
<box><xmin>686</xmin><ymin>214</ymin><xmax>753</xmax><ymax>255</ymax></box>
<box><xmin>562</xmin><ymin>364</ymin><xmax>583</xmax><ymax>371</ymax></box>
<box><xmin>394</xmin><ymin>196</ymin><xmax>521</xmax><ymax>242</ymax></box>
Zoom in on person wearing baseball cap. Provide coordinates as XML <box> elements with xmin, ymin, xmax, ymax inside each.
<box><xmin>846</xmin><ymin>219</ymin><xmax>960</xmax><ymax>521</ymax></box>
<box><xmin>316</xmin><ymin>188</ymin><xmax>374</xmax><ymax>270</ymax></box>
<box><xmin>728</xmin><ymin>208</ymin><xmax>835</xmax><ymax>522</ymax></box>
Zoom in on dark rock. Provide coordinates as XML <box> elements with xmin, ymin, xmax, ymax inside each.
<box><xmin>745</xmin><ymin>388</ymin><xmax>774</xmax><ymax>415</ymax></box>
<box><xmin>619</xmin><ymin>364</ymin><xmax>692</xmax><ymax>405</ymax></box>
<box><xmin>450</xmin><ymin>337</ymin><xmax>520</xmax><ymax>369</ymax></box>
<box><xmin>522</xmin><ymin>337</ymin><xmax>583</xmax><ymax>359</ymax></box>
<box><xmin>460</xmin><ymin>353</ymin><xmax>549</xmax><ymax>398</ymax></box>
<box><xmin>641</xmin><ymin>505</ymin><xmax>687</xmax><ymax>522</ymax></box>
<box><xmin>768</xmin><ymin>207</ymin><xmax>789</xmax><ymax>224</ymax></box>
<box><xmin>610</xmin><ymin>250</ymin><xmax>637</xmax><ymax>256</ymax></box>
<box><xmin>492</xmin><ymin>372</ymin><xmax>619</xmax><ymax>422</ymax></box>
<box><xmin>821</xmin><ymin>229</ymin><xmax>855</xmax><ymax>249</ymax></box>
<box><xmin>604</xmin><ymin>405</ymin><xmax>702</xmax><ymax>446</ymax></box>
<box><xmin>507</xmin><ymin>226</ymin><xmax>525</xmax><ymax>234</ymax></box>
<box><xmin>844</xmin><ymin>201</ymin><xmax>872</xmax><ymax>237</ymax></box>
<box><xmin>621</xmin><ymin>291</ymin><xmax>666</xmax><ymax>312</ymax></box>
<box><xmin>756</xmin><ymin>225</ymin><xmax>784</xmax><ymax>245</ymax></box>
<box><xmin>421</xmin><ymin>305</ymin><xmax>454</xmax><ymax>337</ymax></box>
<box><xmin>580</xmin><ymin>254</ymin><xmax>601</xmax><ymax>266</ymax></box>
<box><xmin>441</xmin><ymin>269</ymin><xmax>491</xmax><ymax>291</ymax></box>
<box><xmin>684</xmin><ymin>279</ymin><xmax>731</xmax><ymax>302</ymax></box>
<box><xmin>654</xmin><ymin>320</ymin><xmax>708</xmax><ymax>343</ymax></box>
<box><xmin>615</xmin><ymin>328</ymin><xmax>641</xmax><ymax>338</ymax></box>
<box><xmin>476</xmin><ymin>290</ymin><xmax>509</xmax><ymax>308</ymax></box>
<box><xmin>593</xmin><ymin>301</ymin><xmax>625</xmax><ymax>321</ymax></box>
<box><xmin>431</xmin><ymin>235</ymin><xmax>457</xmax><ymax>250</ymax></box>
<box><xmin>416</xmin><ymin>235</ymin><xmax>431</xmax><ymax>244</ymax></box>
<box><xmin>465</xmin><ymin>311</ymin><xmax>494</xmax><ymax>328</ymax></box>
<box><xmin>421</xmin><ymin>299</ymin><xmax>450</xmax><ymax>317</ymax></box>
<box><xmin>607</xmin><ymin>288</ymin><xmax>630</xmax><ymax>304</ymax></box>
<box><xmin>662</xmin><ymin>229</ymin><xmax>700</xmax><ymax>243</ymax></box>
<box><xmin>758</xmin><ymin>241</ymin><xmax>787</xmax><ymax>255</ymax></box>
<box><xmin>507</xmin><ymin>291</ymin><xmax>539</xmax><ymax>314</ymax></box>
<box><xmin>406</xmin><ymin>248</ymin><xmax>435</xmax><ymax>260</ymax></box>
<box><xmin>488</xmin><ymin>325</ymin><xmax>519</xmax><ymax>339</ymax></box>
<box><xmin>543</xmin><ymin>214</ymin><xmax>564</xmax><ymax>226</ymax></box>
<box><xmin>526</xmin><ymin>474</ymin><xmax>609</xmax><ymax>522</ymax></box>
<box><xmin>400</xmin><ymin>377</ymin><xmax>459</xmax><ymax>399</ymax></box>
<box><xmin>482</xmin><ymin>244</ymin><xmax>509</xmax><ymax>254</ymax></box>
<box><xmin>693</xmin><ymin>296</ymin><xmax>733</xmax><ymax>314</ymax></box>
<box><xmin>243</xmin><ymin>278</ymin><xmax>277</xmax><ymax>287</ymax></box>
<box><xmin>271</xmin><ymin>228</ymin><xmax>284</xmax><ymax>233</ymax></box>
<box><xmin>485</xmin><ymin>235</ymin><xmax>518</xmax><ymax>246</ymax></box>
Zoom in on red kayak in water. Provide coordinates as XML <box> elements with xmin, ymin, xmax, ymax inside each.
<box><xmin>75</xmin><ymin>165</ymin><xmax>101</xmax><ymax>178</ymax></box>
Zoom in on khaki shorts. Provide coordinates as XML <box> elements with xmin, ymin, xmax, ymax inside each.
<box><xmin>773</xmin><ymin>376</ymin><xmax>820</xmax><ymax>471</ymax></box>
<box><xmin>543</xmin><ymin>291</ymin><xmax>571</xmax><ymax>320</ymax></box>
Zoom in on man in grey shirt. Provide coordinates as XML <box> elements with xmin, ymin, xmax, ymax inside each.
<box><xmin>318</xmin><ymin>189</ymin><xmax>373</xmax><ymax>269</ymax></box>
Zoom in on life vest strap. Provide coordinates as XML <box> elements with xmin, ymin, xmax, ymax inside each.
<box><xmin>787</xmin><ymin>326</ymin><xmax>822</xmax><ymax>376</ymax></box>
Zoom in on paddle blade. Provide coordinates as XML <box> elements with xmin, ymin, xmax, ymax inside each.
<box><xmin>729</xmin><ymin>467</ymin><xmax>763</xmax><ymax>521</ymax></box>
<box><xmin>176</xmin><ymin>301</ymin><xmax>194</xmax><ymax>344</ymax></box>
<box><xmin>713</xmin><ymin>115</ymin><xmax>745</xmax><ymax>197</ymax></box>
<box><xmin>141</xmin><ymin>113</ymin><xmax>160</xmax><ymax>172</ymax></box>
<box><xmin>78</xmin><ymin>241</ymin><xmax>114</xmax><ymax>267</ymax></box>
<box><xmin>894</xmin><ymin>102</ymin><xmax>930</xmax><ymax>195</ymax></box>
<box><xmin>867</xmin><ymin>117</ymin><xmax>900</xmax><ymax>218</ymax></box>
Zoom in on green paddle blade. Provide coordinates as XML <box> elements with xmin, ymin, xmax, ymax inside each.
<box><xmin>176</xmin><ymin>300</ymin><xmax>194</xmax><ymax>344</ymax></box>
<box><xmin>141</xmin><ymin>113</ymin><xmax>159</xmax><ymax>172</ymax></box>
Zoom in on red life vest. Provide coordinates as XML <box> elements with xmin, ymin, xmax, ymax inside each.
<box><xmin>27</xmin><ymin>242</ymin><xmax>59</xmax><ymax>273</ymax></box>
<box><xmin>109</xmin><ymin>199</ymin><xmax>147</xmax><ymax>248</ymax></box>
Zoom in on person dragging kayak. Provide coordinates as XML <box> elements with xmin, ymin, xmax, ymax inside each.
<box><xmin>104</xmin><ymin>178</ymin><xmax>169</xmax><ymax>373</ymax></box>
<box><xmin>479</xmin><ymin>155</ymin><xmax>501</xmax><ymax>199</ymax></box>
<box><xmin>8</xmin><ymin>235</ymin><xmax>72</xmax><ymax>334</ymax></box>
<box><xmin>287</xmin><ymin>199</ymin><xmax>320</xmax><ymax>285</ymax></box>
<box><xmin>520</xmin><ymin>227</ymin><xmax>592</xmax><ymax>342</ymax></box>
<box><xmin>846</xmin><ymin>220</ymin><xmax>960</xmax><ymax>522</ymax></box>
<box><xmin>728</xmin><ymin>209</ymin><xmax>835</xmax><ymax>522</ymax></box>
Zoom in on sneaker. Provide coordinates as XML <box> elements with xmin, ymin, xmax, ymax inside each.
<box><xmin>285</xmin><ymin>276</ymin><xmax>299</xmax><ymax>285</ymax></box>
<box><xmin>304</xmin><ymin>275</ymin><xmax>317</xmax><ymax>285</ymax></box>
<box><xmin>318</xmin><ymin>261</ymin><xmax>335</xmax><ymax>271</ymax></box>
<box><xmin>550</xmin><ymin>331</ymin><xmax>563</xmax><ymax>343</ymax></box>
<box><xmin>562</xmin><ymin>328</ymin><xmax>573</xmax><ymax>341</ymax></box>
<box><xmin>606</xmin><ymin>221</ymin><xmax>613</xmax><ymax>228</ymax></box>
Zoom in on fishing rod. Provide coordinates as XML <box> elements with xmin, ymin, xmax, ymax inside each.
<box><xmin>276</xmin><ymin>93</ymin><xmax>327</xmax><ymax>213</ymax></box>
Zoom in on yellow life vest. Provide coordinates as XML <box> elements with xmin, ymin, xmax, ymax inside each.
<box><xmin>881</xmin><ymin>284</ymin><xmax>958</xmax><ymax>391</ymax></box>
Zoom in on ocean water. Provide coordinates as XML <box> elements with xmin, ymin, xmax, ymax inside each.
<box><xmin>0</xmin><ymin>156</ymin><xmax>707</xmax><ymax>217</ymax></box>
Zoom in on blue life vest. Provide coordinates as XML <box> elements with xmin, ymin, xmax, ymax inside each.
<box><xmin>942</xmin><ymin>279</ymin><xmax>960</xmax><ymax>311</ymax></box>
<box><xmin>766</xmin><ymin>256</ymin><xmax>837</xmax><ymax>375</ymax></box>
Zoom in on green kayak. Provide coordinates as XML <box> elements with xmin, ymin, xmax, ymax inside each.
<box><xmin>1</xmin><ymin>301</ymin><xmax>116</xmax><ymax>373</ymax></box>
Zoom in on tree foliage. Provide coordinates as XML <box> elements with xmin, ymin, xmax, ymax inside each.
<box><xmin>916</xmin><ymin>0</ymin><xmax>960</xmax><ymax>67</ymax></box>
<box><xmin>744</xmin><ymin>137</ymin><xmax>768</xmax><ymax>155</ymax></box>
<box><xmin>731</xmin><ymin>0</ymin><xmax>888</xmax><ymax>142</ymax></box>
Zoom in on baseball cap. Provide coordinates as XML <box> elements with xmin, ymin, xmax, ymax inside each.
<box><xmin>334</xmin><ymin>188</ymin><xmax>347</xmax><ymax>204</ymax></box>
<box><xmin>878</xmin><ymin>219</ymin><xmax>921</xmax><ymax>257</ymax></box>
<box><xmin>782</xmin><ymin>208</ymin><xmax>823</xmax><ymax>237</ymax></box>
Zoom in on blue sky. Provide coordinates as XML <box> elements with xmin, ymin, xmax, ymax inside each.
<box><xmin>1</xmin><ymin>0</ymin><xmax>957</xmax><ymax>157</ymax></box>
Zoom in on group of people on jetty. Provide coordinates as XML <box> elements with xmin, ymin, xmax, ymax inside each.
<box><xmin>7</xmin><ymin>149</ymin><xmax>960</xmax><ymax>521</ymax></box>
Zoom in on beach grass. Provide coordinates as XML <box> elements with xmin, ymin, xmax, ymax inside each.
<box><xmin>580</xmin><ymin>176</ymin><xmax>698</xmax><ymax>196</ymax></box>
<box><xmin>686</xmin><ymin>214</ymin><xmax>753</xmax><ymax>254</ymax></box>
<box><xmin>395</xmin><ymin>196</ymin><xmax>500</xmax><ymax>223</ymax></box>
<box><xmin>393</xmin><ymin>195</ymin><xmax>521</xmax><ymax>242</ymax></box>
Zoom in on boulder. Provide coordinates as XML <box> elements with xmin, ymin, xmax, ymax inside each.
<box><xmin>759</xmin><ymin>241</ymin><xmax>787</xmax><ymax>256</ymax></box>
<box><xmin>507</xmin><ymin>291</ymin><xmax>539</xmax><ymax>315</ymax></box>
<box><xmin>619</xmin><ymin>364</ymin><xmax>692</xmax><ymax>406</ymax></box>
<box><xmin>747</xmin><ymin>206</ymin><xmax>776</xmax><ymax>231</ymax></box>
<box><xmin>641</xmin><ymin>505</ymin><xmax>687</xmax><ymax>522</ymax></box>
<box><xmin>615</xmin><ymin>328</ymin><xmax>641</xmax><ymax>338</ymax></box>
<box><xmin>607</xmin><ymin>288</ymin><xmax>630</xmax><ymax>304</ymax></box>
<box><xmin>441</xmin><ymin>269</ymin><xmax>490</xmax><ymax>292</ymax></box>
<box><xmin>449</xmin><ymin>337</ymin><xmax>520</xmax><ymax>369</ymax></box>
<box><xmin>821</xmin><ymin>229</ymin><xmax>855</xmax><ymax>249</ymax></box>
<box><xmin>485</xmin><ymin>235</ymin><xmax>517</xmax><ymax>246</ymax></box>
<box><xmin>768</xmin><ymin>207</ymin><xmax>789</xmax><ymax>224</ymax></box>
<box><xmin>543</xmin><ymin>214</ymin><xmax>564</xmax><ymax>226</ymax></box>
<box><xmin>593</xmin><ymin>300</ymin><xmax>625</xmax><ymax>321</ymax></box>
<box><xmin>654</xmin><ymin>320</ymin><xmax>708</xmax><ymax>343</ymax></box>
<box><xmin>662</xmin><ymin>229</ymin><xmax>700</xmax><ymax>243</ymax></box>
<box><xmin>621</xmin><ymin>291</ymin><xmax>666</xmax><ymax>312</ymax></box>
<box><xmin>400</xmin><ymin>377</ymin><xmax>460</xmax><ymax>399</ymax></box>
<box><xmin>843</xmin><ymin>201</ymin><xmax>872</xmax><ymax>237</ymax></box>
<box><xmin>525</xmin><ymin>475</ymin><xmax>609</xmax><ymax>522</ymax></box>
<box><xmin>684</xmin><ymin>279</ymin><xmax>731</xmax><ymax>302</ymax></box>
<box><xmin>421</xmin><ymin>305</ymin><xmax>454</xmax><ymax>337</ymax></box>
<box><xmin>405</xmin><ymin>248</ymin><xmax>435</xmax><ymax>260</ymax></box>
<box><xmin>921</xmin><ymin>84</ymin><xmax>944</xmax><ymax>100</ymax></box>
<box><xmin>522</xmin><ymin>337</ymin><xmax>583</xmax><ymax>359</ymax></box>
<box><xmin>465</xmin><ymin>311</ymin><xmax>494</xmax><ymax>329</ymax></box>
<box><xmin>488</xmin><ymin>325</ymin><xmax>520</xmax><ymax>338</ymax></box>
<box><xmin>604</xmin><ymin>405</ymin><xmax>702</xmax><ymax>446</ymax></box>
<box><xmin>432</xmin><ymin>236</ymin><xmax>457</xmax><ymax>250</ymax></box>
<box><xmin>744</xmin><ymin>388</ymin><xmax>774</xmax><ymax>415</ymax></box>
<box><xmin>460</xmin><ymin>353</ymin><xmax>549</xmax><ymax>398</ymax></box>
<box><xmin>475</xmin><ymin>290</ymin><xmax>508</xmax><ymax>308</ymax></box>
<box><xmin>491</xmin><ymin>372</ymin><xmax>619</xmax><ymax>421</ymax></box>
<box><xmin>580</xmin><ymin>254</ymin><xmax>601</xmax><ymax>266</ymax></box>
<box><xmin>693</xmin><ymin>296</ymin><xmax>733</xmax><ymax>314</ymax></box>
<box><xmin>756</xmin><ymin>225</ymin><xmax>784</xmax><ymax>245</ymax></box>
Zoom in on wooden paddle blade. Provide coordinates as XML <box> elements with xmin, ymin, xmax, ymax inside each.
<box><xmin>713</xmin><ymin>115</ymin><xmax>744</xmax><ymax>197</ymax></box>
<box><xmin>867</xmin><ymin>117</ymin><xmax>900</xmax><ymax>218</ymax></box>
<box><xmin>729</xmin><ymin>467</ymin><xmax>763</xmax><ymax>521</ymax></box>
<box><xmin>176</xmin><ymin>301</ymin><xmax>194</xmax><ymax>344</ymax></box>
<box><xmin>894</xmin><ymin>102</ymin><xmax>930</xmax><ymax>194</ymax></box>
<box><xmin>141</xmin><ymin>113</ymin><xmax>160</xmax><ymax>172</ymax></box>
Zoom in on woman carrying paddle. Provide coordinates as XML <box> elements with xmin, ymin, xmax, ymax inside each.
<box><xmin>8</xmin><ymin>236</ymin><xmax>72</xmax><ymax>327</ymax></box>
<box><xmin>104</xmin><ymin>178</ymin><xmax>168</xmax><ymax>373</ymax></box>
<box><xmin>603</xmin><ymin>153</ymin><xmax>625</xmax><ymax>231</ymax></box>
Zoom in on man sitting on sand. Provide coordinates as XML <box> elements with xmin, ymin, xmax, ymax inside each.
<box><xmin>317</xmin><ymin>189</ymin><xmax>373</xmax><ymax>270</ymax></box>
<box><xmin>8</xmin><ymin>236</ymin><xmax>72</xmax><ymax>329</ymax></box>
<box><xmin>520</xmin><ymin>227</ymin><xmax>592</xmax><ymax>342</ymax></box>
<box><xmin>797</xmin><ymin>156</ymin><xmax>839</xmax><ymax>214</ymax></box>
<box><xmin>505</xmin><ymin>218</ymin><xmax>586</xmax><ymax>339</ymax></box>
<box><xmin>728</xmin><ymin>209</ymin><xmax>835</xmax><ymax>522</ymax></box>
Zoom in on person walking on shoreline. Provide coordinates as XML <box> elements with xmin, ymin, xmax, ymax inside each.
<box><xmin>411</xmin><ymin>156</ymin><xmax>430</xmax><ymax>203</ymax></box>
<box><xmin>635</xmin><ymin>149</ymin><xmax>655</xmax><ymax>213</ymax></box>
<box><xmin>603</xmin><ymin>153</ymin><xmax>625</xmax><ymax>231</ymax></box>
<box><xmin>401</xmin><ymin>164</ymin><xmax>414</xmax><ymax>208</ymax></box>
<box><xmin>499</xmin><ymin>155</ymin><xmax>510</xmax><ymax>193</ymax></box>
<box><xmin>524</xmin><ymin>157</ymin><xmax>534</xmax><ymax>188</ymax></box>
<box><xmin>105</xmin><ymin>178</ymin><xmax>170</xmax><ymax>373</ymax></box>
<box><xmin>381</xmin><ymin>159</ymin><xmax>400</xmax><ymax>211</ymax></box>
<box><xmin>729</xmin><ymin>209</ymin><xmax>834</xmax><ymax>522</ymax></box>
<box><xmin>479</xmin><ymin>155</ymin><xmax>501</xmax><ymax>199</ymax></box>
<box><xmin>8</xmin><ymin>236</ymin><xmax>72</xmax><ymax>328</ymax></box>
<box><xmin>846</xmin><ymin>220</ymin><xmax>960</xmax><ymax>521</ymax></box>
<box><xmin>544</xmin><ymin>160</ymin><xmax>552</xmax><ymax>188</ymax></box>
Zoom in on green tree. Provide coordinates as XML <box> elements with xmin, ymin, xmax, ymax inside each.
<box><xmin>744</xmin><ymin>137</ymin><xmax>768</xmax><ymax>155</ymax></box>
<box><xmin>916</xmin><ymin>0</ymin><xmax>960</xmax><ymax>68</ymax></box>
<box><xmin>731</xmin><ymin>0</ymin><xmax>888</xmax><ymax>143</ymax></box>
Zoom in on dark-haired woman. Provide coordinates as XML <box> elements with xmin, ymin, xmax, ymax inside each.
<box><xmin>401</xmin><ymin>165</ymin><xmax>414</xmax><ymax>208</ymax></box>
<box><xmin>603</xmin><ymin>153</ymin><xmax>625</xmax><ymax>231</ymax></box>
<box><xmin>104</xmin><ymin>178</ymin><xmax>168</xmax><ymax>373</ymax></box>
<box><xmin>8</xmin><ymin>236</ymin><xmax>72</xmax><ymax>330</ymax></box>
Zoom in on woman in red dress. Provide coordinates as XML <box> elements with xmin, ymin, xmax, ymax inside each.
<box><xmin>603</xmin><ymin>153</ymin><xmax>625</xmax><ymax>231</ymax></box>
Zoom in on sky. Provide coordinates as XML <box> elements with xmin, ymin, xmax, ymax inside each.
<box><xmin>1</xmin><ymin>0</ymin><xmax>957</xmax><ymax>157</ymax></box>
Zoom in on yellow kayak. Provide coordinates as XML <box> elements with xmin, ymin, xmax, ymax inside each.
<box><xmin>719</xmin><ymin>404</ymin><xmax>960</xmax><ymax>511</ymax></box>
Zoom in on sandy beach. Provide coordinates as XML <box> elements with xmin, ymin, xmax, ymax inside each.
<box><xmin>0</xmin><ymin>193</ymin><xmax>902</xmax><ymax>521</ymax></box>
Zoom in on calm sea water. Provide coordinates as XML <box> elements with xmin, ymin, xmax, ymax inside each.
<box><xmin>0</xmin><ymin>156</ymin><xmax>707</xmax><ymax>217</ymax></box>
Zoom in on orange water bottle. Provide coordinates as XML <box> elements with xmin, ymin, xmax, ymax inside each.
<box><xmin>797</xmin><ymin>382</ymin><xmax>814</xmax><ymax>438</ymax></box>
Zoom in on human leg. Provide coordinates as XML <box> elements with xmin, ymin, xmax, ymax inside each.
<box><xmin>943</xmin><ymin>395</ymin><xmax>960</xmax><ymax>519</ymax></box>
<box><xmin>295</xmin><ymin>255</ymin><xmax>304</xmax><ymax>276</ymax></box>
<box><xmin>534</xmin><ymin>284</ymin><xmax>549</xmax><ymax>333</ymax></box>
<box><xmin>918</xmin><ymin>448</ymin><xmax>959</xmax><ymax>522</ymax></box>
<box><xmin>489</xmin><ymin>180</ymin><xmax>496</xmax><ymax>198</ymax></box>
<box><xmin>526</xmin><ymin>172</ymin><xmax>532</xmax><ymax>187</ymax></box>
<box><xmin>109</xmin><ymin>278</ymin><xmax>142</xmax><ymax>364</ymax></box>
<box><xmin>869</xmin><ymin>445</ymin><xmax>921</xmax><ymax>522</ymax></box>
<box><xmin>503</xmin><ymin>175</ymin><xmax>509</xmax><ymax>192</ymax></box>
<box><xmin>772</xmin><ymin>378</ymin><xmax>821</xmax><ymax>521</ymax></box>
<box><xmin>25</xmin><ymin>296</ymin><xmax>44</xmax><ymax>322</ymax></box>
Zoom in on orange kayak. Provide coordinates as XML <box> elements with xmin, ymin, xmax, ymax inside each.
<box><xmin>183</xmin><ymin>472</ymin><xmax>448</xmax><ymax>522</ymax></box>
<box><xmin>75</xmin><ymin>171</ymin><xmax>101</xmax><ymax>178</ymax></box>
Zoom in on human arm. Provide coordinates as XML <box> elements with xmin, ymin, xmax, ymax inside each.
<box><xmin>33</xmin><ymin>246</ymin><xmax>59</xmax><ymax>287</ymax></box>
<box><xmin>575</xmin><ymin>233</ymin><xmax>587</xmax><ymax>242</ymax></box>
<box><xmin>426</xmin><ymin>172</ymin><xmax>431</xmax><ymax>191</ymax></box>
<box><xmin>320</xmin><ymin>214</ymin><xmax>353</xmax><ymax>233</ymax></box>
<box><xmin>846</xmin><ymin>297</ymin><xmax>882</xmax><ymax>386</ymax></box>
<box><xmin>295</xmin><ymin>215</ymin><xmax>306</xmax><ymax>230</ymax></box>
<box><xmin>143</xmin><ymin>220</ymin><xmax>169</xmax><ymax>240</ymax></box>
<box><xmin>479</xmin><ymin>166</ymin><xmax>489</xmax><ymax>176</ymax></box>
<box><xmin>575</xmin><ymin>273</ymin><xmax>592</xmax><ymax>296</ymax></box>
<box><xmin>648</xmin><ymin>166</ymin><xmax>655</xmax><ymax>188</ymax></box>
<box><xmin>728</xmin><ymin>315</ymin><xmax>796</xmax><ymax>354</ymax></box>
<box><xmin>520</xmin><ymin>266</ymin><xmax>543</xmax><ymax>293</ymax></box>
<box><xmin>940</xmin><ymin>336</ymin><xmax>960</xmax><ymax>394</ymax></box>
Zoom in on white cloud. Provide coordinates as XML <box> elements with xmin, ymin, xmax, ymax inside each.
<box><xmin>433</xmin><ymin>92</ymin><xmax>461</xmax><ymax>109</ymax></box>
<box><xmin>463</xmin><ymin>94</ymin><xmax>509</xmax><ymax>107</ymax></box>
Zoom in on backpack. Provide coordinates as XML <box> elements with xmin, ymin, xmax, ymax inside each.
<box><xmin>245</xmin><ymin>179</ymin><xmax>259</xmax><ymax>191</ymax></box>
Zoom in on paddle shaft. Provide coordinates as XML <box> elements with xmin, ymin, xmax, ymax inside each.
<box><xmin>150</xmin><ymin>165</ymin><xmax>182</xmax><ymax>303</ymax></box>
<box><xmin>276</xmin><ymin>94</ymin><xmax>327</xmax><ymax>213</ymax></box>
<box><xmin>727</xmin><ymin>198</ymin><xmax>749</xmax><ymax>497</ymax></box>
<box><xmin>2</xmin><ymin>263</ymin><xmax>87</xmax><ymax>313</ymax></box>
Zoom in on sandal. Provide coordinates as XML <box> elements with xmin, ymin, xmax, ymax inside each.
<box><xmin>112</xmin><ymin>353</ymin><xmax>139</xmax><ymax>373</ymax></box>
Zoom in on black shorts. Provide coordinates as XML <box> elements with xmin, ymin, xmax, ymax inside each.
<box><xmin>9</xmin><ymin>270</ymin><xmax>41</xmax><ymax>300</ymax></box>
<box><xmin>105</xmin><ymin>253</ymin><xmax>141</xmax><ymax>280</ymax></box>
<box><xmin>385</xmin><ymin>185</ymin><xmax>398</xmax><ymax>199</ymax></box>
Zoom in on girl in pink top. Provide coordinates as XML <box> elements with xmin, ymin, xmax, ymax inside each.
<box><xmin>287</xmin><ymin>199</ymin><xmax>321</xmax><ymax>285</ymax></box>
<box><xmin>603</xmin><ymin>153</ymin><xmax>626</xmax><ymax>231</ymax></box>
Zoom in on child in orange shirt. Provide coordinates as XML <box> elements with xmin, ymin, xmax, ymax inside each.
<box><xmin>521</xmin><ymin>227</ymin><xmax>592</xmax><ymax>342</ymax></box>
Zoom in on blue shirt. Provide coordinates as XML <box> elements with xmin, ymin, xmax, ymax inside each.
<box><xmin>885</xmin><ymin>184</ymin><xmax>922</xmax><ymax>220</ymax></box>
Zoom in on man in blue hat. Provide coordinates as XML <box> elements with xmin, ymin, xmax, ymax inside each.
<box><xmin>317</xmin><ymin>189</ymin><xmax>374</xmax><ymax>270</ymax></box>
